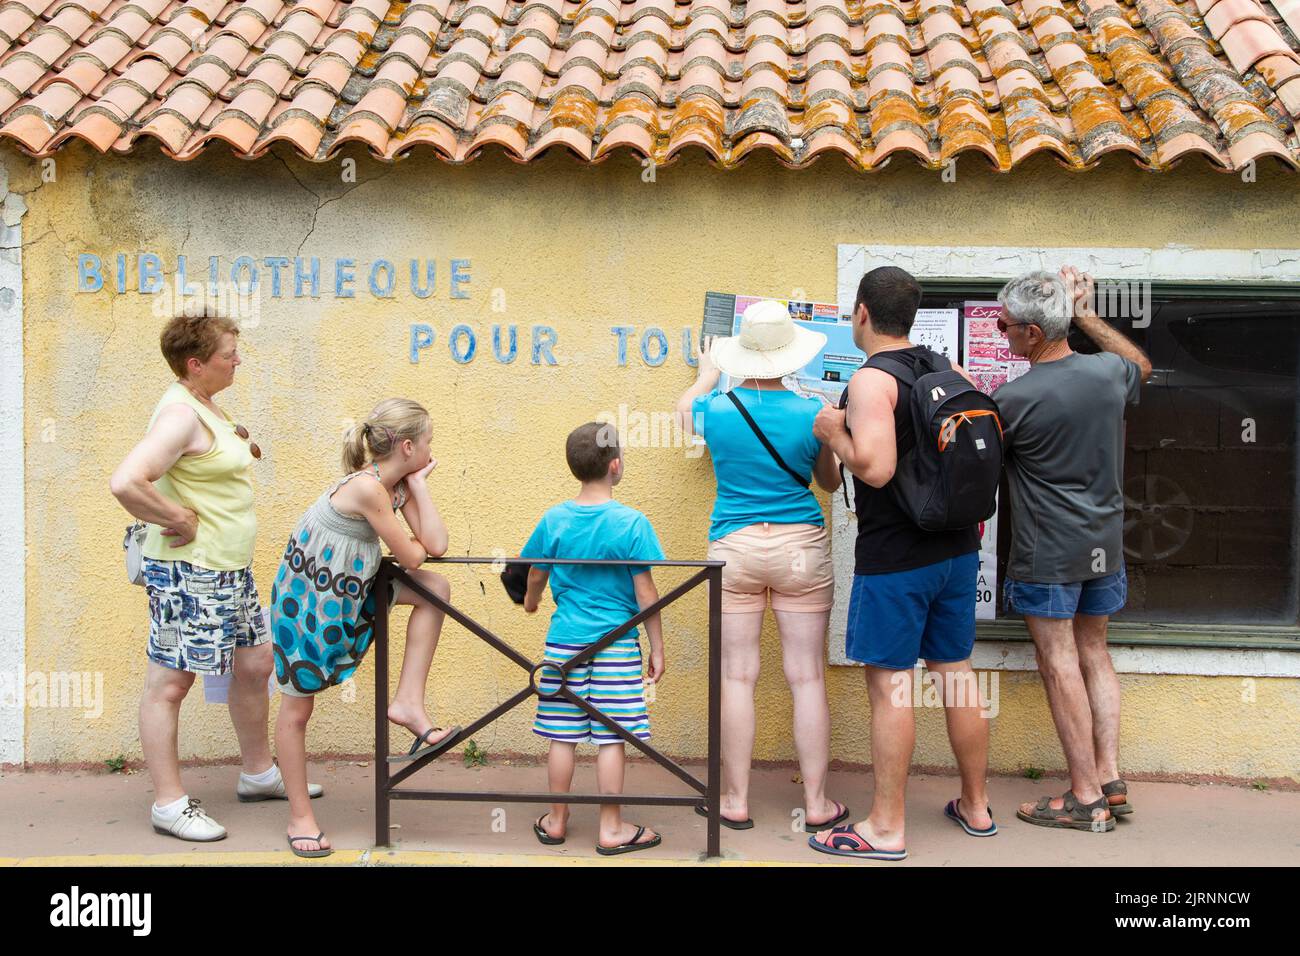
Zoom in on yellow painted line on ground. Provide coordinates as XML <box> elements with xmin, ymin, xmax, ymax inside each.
<box><xmin>369</xmin><ymin>849</ymin><xmax>825</xmax><ymax>867</ymax></box>
<box><xmin>0</xmin><ymin>848</ymin><xmax>841</xmax><ymax>867</ymax></box>
<box><xmin>12</xmin><ymin>852</ymin><xmax>316</xmax><ymax>868</ymax></box>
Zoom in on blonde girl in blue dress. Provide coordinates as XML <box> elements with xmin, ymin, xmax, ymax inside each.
<box><xmin>272</xmin><ymin>398</ymin><xmax>457</xmax><ymax>857</ymax></box>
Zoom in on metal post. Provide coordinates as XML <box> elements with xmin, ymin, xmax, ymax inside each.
<box><xmin>706</xmin><ymin>564</ymin><xmax>722</xmax><ymax>858</ymax></box>
<box><xmin>373</xmin><ymin>560</ymin><xmax>391</xmax><ymax>847</ymax></box>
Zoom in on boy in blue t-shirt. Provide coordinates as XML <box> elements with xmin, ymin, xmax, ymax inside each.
<box><xmin>521</xmin><ymin>421</ymin><xmax>666</xmax><ymax>855</ymax></box>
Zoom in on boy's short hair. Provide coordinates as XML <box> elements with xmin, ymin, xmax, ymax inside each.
<box><xmin>160</xmin><ymin>309</ymin><xmax>240</xmax><ymax>378</ymax></box>
<box><xmin>566</xmin><ymin>421</ymin><xmax>621</xmax><ymax>482</ymax></box>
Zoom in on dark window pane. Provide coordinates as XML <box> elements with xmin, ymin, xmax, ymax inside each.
<box><xmin>1115</xmin><ymin>301</ymin><xmax>1297</xmax><ymax>624</ymax></box>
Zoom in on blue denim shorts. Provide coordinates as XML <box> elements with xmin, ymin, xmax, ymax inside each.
<box><xmin>1003</xmin><ymin>566</ymin><xmax>1128</xmax><ymax>620</ymax></box>
<box><xmin>845</xmin><ymin>552</ymin><xmax>978</xmax><ymax>670</ymax></box>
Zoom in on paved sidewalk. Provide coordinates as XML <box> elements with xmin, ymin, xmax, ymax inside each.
<box><xmin>1</xmin><ymin>760</ymin><xmax>1296</xmax><ymax>866</ymax></box>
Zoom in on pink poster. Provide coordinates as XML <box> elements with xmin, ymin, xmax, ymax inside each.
<box><xmin>961</xmin><ymin>300</ymin><xmax>1026</xmax><ymax>620</ymax></box>
<box><xmin>962</xmin><ymin>300</ymin><xmax>1029</xmax><ymax>395</ymax></box>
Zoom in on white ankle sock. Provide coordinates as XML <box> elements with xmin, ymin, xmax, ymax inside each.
<box><xmin>241</xmin><ymin>764</ymin><xmax>279</xmax><ymax>784</ymax></box>
<box><xmin>153</xmin><ymin>794</ymin><xmax>189</xmax><ymax>819</ymax></box>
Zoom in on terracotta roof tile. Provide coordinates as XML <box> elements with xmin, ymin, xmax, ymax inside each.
<box><xmin>0</xmin><ymin>0</ymin><xmax>1295</xmax><ymax>169</ymax></box>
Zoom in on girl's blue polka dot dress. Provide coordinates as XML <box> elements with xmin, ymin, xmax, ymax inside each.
<box><xmin>271</xmin><ymin>471</ymin><xmax>407</xmax><ymax>696</ymax></box>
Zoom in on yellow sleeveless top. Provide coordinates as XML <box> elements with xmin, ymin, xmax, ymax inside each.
<box><xmin>141</xmin><ymin>382</ymin><xmax>257</xmax><ymax>570</ymax></box>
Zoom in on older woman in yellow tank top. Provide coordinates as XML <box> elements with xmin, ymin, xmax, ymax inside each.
<box><xmin>111</xmin><ymin>309</ymin><xmax>321</xmax><ymax>843</ymax></box>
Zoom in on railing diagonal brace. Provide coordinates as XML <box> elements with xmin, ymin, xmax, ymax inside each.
<box><xmin>560</xmin><ymin>568</ymin><xmax>709</xmax><ymax>671</ymax></box>
<box><xmin>387</xmin><ymin>563</ymin><xmax>534</xmax><ymax>672</ymax></box>
<box><xmin>556</xmin><ymin>687</ymin><xmax>706</xmax><ymax>795</ymax></box>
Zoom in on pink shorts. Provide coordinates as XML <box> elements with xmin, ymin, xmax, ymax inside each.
<box><xmin>707</xmin><ymin>523</ymin><xmax>834</xmax><ymax>613</ymax></box>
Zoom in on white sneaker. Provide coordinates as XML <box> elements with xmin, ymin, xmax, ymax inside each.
<box><xmin>236</xmin><ymin>764</ymin><xmax>324</xmax><ymax>802</ymax></box>
<box><xmin>152</xmin><ymin>797</ymin><xmax>227</xmax><ymax>842</ymax></box>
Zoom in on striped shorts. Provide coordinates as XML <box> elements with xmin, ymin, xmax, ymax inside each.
<box><xmin>532</xmin><ymin>636</ymin><xmax>651</xmax><ymax>746</ymax></box>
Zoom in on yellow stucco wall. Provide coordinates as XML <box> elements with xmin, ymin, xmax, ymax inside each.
<box><xmin>9</xmin><ymin>143</ymin><xmax>1299</xmax><ymax>782</ymax></box>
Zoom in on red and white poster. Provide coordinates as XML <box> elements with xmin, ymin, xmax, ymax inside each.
<box><xmin>962</xmin><ymin>300</ymin><xmax>1030</xmax><ymax>395</ymax></box>
<box><xmin>961</xmin><ymin>301</ymin><xmax>1029</xmax><ymax>621</ymax></box>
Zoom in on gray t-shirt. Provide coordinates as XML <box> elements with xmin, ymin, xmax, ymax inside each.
<box><xmin>993</xmin><ymin>352</ymin><xmax>1142</xmax><ymax>584</ymax></box>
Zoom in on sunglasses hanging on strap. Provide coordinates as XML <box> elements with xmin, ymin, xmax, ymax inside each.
<box><xmin>725</xmin><ymin>390</ymin><xmax>811</xmax><ymax>490</ymax></box>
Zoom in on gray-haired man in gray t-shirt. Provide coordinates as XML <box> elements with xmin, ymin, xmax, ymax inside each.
<box><xmin>993</xmin><ymin>266</ymin><xmax>1152</xmax><ymax>834</ymax></box>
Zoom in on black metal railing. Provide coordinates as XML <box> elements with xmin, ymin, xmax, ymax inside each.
<box><xmin>372</xmin><ymin>556</ymin><xmax>724</xmax><ymax>857</ymax></box>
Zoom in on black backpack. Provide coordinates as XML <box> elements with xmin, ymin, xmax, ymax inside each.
<box><xmin>839</xmin><ymin>349</ymin><xmax>1002</xmax><ymax>532</ymax></box>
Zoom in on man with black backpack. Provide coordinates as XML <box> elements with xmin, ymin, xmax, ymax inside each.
<box><xmin>808</xmin><ymin>267</ymin><xmax>1002</xmax><ymax>860</ymax></box>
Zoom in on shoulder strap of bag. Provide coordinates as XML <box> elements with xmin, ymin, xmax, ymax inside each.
<box><xmin>836</xmin><ymin>349</ymin><xmax>938</xmax><ymax>509</ymax></box>
<box><xmin>865</xmin><ymin>348</ymin><xmax>922</xmax><ymax>386</ymax></box>
<box><xmin>860</xmin><ymin>348</ymin><xmax>932</xmax><ymax>472</ymax></box>
<box><xmin>725</xmin><ymin>390</ymin><xmax>810</xmax><ymax>489</ymax></box>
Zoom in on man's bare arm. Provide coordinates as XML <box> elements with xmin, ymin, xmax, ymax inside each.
<box><xmin>1063</xmin><ymin>267</ymin><xmax>1153</xmax><ymax>380</ymax></box>
<box><xmin>1074</xmin><ymin>312</ymin><xmax>1153</xmax><ymax>380</ymax></box>
<box><xmin>813</xmin><ymin>368</ymin><xmax>897</xmax><ymax>489</ymax></box>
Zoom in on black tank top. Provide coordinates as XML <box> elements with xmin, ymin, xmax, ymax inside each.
<box><xmin>852</xmin><ymin>347</ymin><xmax>981</xmax><ymax>575</ymax></box>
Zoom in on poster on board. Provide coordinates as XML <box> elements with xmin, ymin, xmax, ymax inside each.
<box><xmin>703</xmin><ymin>295</ymin><xmax>962</xmax><ymax>405</ymax></box>
<box><xmin>961</xmin><ymin>300</ymin><xmax>1029</xmax><ymax>621</ymax></box>
<box><xmin>910</xmin><ymin>308</ymin><xmax>959</xmax><ymax>361</ymax></box>
<box><xmin>701</xmin><ymin>292</ymin><xmax>861</xmax><ymax>406</ymax></box>
<box><xmin>962</xmin><ymin>300</ymin><xmax>1030</xmax><ymax>393</ymax></box>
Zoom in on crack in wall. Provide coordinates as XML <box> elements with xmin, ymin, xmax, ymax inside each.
<box><xmin>270</xmin><ymin>147</ymin><xmax>399</xmax><ymax>257</ymax></box>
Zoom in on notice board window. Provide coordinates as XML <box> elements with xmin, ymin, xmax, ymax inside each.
<box><xmin>919</xmin><ymin>291</ymin><xmax>1300</xmax><ymax>627</ymax></box>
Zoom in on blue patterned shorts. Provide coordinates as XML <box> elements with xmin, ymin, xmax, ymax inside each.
<box><xmin>144</xmin><ymin>558</ymin><xmax>268</xmax><ymax>675</ymax></box>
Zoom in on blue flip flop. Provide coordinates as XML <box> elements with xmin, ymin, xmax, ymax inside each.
<box><xmin>803</xmin><ymin>800</ymin><xmax>850</xmax><ymax>833</ymax></box>
<box><xmin>944</xmin><ymin>798</ymin><xmax>998</xmax><ymax>837</ymax></box>
<box><xmin>807</xmin><ymin>825</ymin><xmax>907</xmax><ymax>861</ymax></box>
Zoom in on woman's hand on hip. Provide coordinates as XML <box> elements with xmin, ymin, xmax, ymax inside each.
<box><xmin>161</xmin><ymin>508</ymin><xmax>199</xmax><ymax>547</ymax></box>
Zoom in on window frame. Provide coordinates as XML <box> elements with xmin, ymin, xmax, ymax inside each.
<box><xmin>917</xmin><ymin>279</ymin><xmax>1300</xmax><ymax>650</ymax></box>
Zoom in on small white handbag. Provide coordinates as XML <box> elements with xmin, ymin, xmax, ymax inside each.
<box><xmin>123</xmin><ymin>522</ymin><xmax>148</xmax><ymax>586</ymax></box>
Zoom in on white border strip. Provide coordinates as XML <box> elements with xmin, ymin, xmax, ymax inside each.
<box><xmin>833</xmin><ymin>242</ymin><xmax>1300</xmax><ymax>678</ymax></box>
<box><xmin>0</xmin><ymin>174</ymin><xmax>23</xmax><ymax>763</ymax></box>
<box><xmin>972</xmin><ymin>641</ymin><xmax>1300</xmax><ymax>678</ymax></box>
<box><xmin>836</xmin><ymin>243</ymin><xmax>1300</xmax><ymax>315</ymax></box>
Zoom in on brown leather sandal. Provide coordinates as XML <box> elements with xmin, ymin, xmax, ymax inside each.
<box><xmin>1016</xmin><ymin>790</ymin><xmax>1114</xmax><ymax>831</ymax></box>
<box><xmin>1102</xmin><ymin>779</ymin><xmax>1133</xmax><ymax>816</ymax></box>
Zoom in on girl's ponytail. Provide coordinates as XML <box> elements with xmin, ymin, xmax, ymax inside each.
<box><xmin>341</xmin><ymin>423</ymin><xmax>371</xmax><ymax>474</ymax></box>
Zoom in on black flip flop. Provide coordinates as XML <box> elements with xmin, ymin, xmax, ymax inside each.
<box><xmin>287</xmin><ymin>832</ymin><xmax>333</xmax><ymax>859</ymax></box>
<box><xmin>804</xmin><ymin>800</ymin><xmax>850</xmax><ymax>833</ymax></box>
<box><xmin>387</xmin><ymin>725</ymin><xmax>464</xmax><ymax>764</ymax></box>
<box><xmin>533</xmin><ymin>813</ymin><xmax>565</xmax><ymax>846</ymax></box>
<box><xmin>595</xmin><ymin>825</ymin><xmax>662</xmax><ymax>856</ymax></box>
<box><xmin>694</xmin><ymin>803</ymin><xmax>754</xmax><ymax>830</ymax></box>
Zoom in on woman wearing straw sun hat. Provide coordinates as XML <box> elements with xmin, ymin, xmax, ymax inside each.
<box><xmin>676</xmin><ymin>299</ymin><xmax>849</xmax><ymax>833</ymax></box>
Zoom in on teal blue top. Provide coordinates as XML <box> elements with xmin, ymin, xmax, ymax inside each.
<box><xmin>691</xmin><ymin>387</ymin><xmax>825</xmax><ymax>541</ymax></box>
<box><xmin>521</xmin><ymin>500</ymin><xmax>665</xmax><ymax>643</ymax></box>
